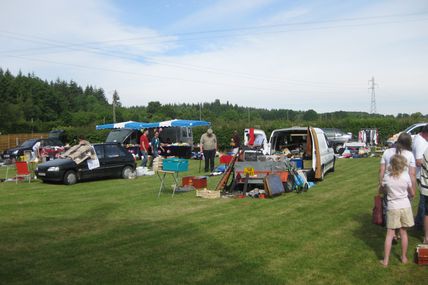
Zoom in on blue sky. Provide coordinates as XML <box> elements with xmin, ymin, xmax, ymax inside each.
<box><xmin>1</xmin><ymin>0</ymin><xmax>427</xmax><ymax>115</ymax></box>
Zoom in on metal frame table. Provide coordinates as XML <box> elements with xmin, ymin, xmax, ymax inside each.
<box><xmin>157</xmin><ymin>170</ymin><xmax>180</xmax><ymax>197</ymax></box>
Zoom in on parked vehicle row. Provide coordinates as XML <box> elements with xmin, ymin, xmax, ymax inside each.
<box><xmin>35</xmin><ymin>143</ymin><xmax>136</xmax><ymax>185</ymax></box>
<box><xmin>2</xmin><ymin>138</ymin><xmax>64</xmax><ymax>160</ymax></box>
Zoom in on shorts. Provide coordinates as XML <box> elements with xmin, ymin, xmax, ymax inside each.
<box><xmin>386</xmin><ymin>207</ymin><xmax>414</xmax><ymax>229</ymax></box>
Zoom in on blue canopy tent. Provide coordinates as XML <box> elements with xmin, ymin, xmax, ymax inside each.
<box><xmin>96</xmin><ymin>119</ymin><xmax>210</xmax><ymax>159</ymax></box>
<box><xmin>142</xmin><ymin>119</ymin><xmax>210</xmax><ymax>129</ymax></box>
<box><xmin>96</xmin><ymin>121</ymin><xmax>147</xmax><ymax>130</ymax></box>
<box><xmin>96</xmin><ymin>119</ymin><xmax>210</xmax><ymax>130</ymax></box>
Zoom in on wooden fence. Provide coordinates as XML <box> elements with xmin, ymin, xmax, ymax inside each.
<box><xmin>0</xmin><ymin>133</ymin><xmax>48</xmax><ymax>152</ymax></box>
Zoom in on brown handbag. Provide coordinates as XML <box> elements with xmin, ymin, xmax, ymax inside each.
<box><xmin>372</xmin><ymin>195</ymin><xmax>383</xmax><ymax>225</ymax></box>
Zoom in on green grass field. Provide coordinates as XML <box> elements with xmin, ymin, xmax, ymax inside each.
<box><xmin>0</xmin><ymin>158</ymin><xmax>426</xmax><ymax>284</ymax></box>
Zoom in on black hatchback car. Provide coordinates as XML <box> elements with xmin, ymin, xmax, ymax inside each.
<box><xmin>2</xmin><ymin>138</ymin><xmax>64</xmax><ymax>160</ymax></box>
<box><xmin>35</xmin><ymin>143</ymin><xmax>136</xmax><ymax>185</ymax></box>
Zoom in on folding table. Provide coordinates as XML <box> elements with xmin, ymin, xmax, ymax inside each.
<box><xmin>157</xmin><ymin>170</ymin><xmax>180</xmax><ymax>197</ymax></box>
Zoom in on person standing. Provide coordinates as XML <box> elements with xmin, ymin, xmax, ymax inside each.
<box><xmin>200</xmin><ymin>128</ymin><xmax>217</xmax><ymax>172</ymax></box>
<box><xmin>420</xmin><ymin>147</ymin><xmax>428</xmax><ymax>244</ymax></box>
<box><xmin>151</xmin><ymin>131</ymin><xmax>164</xmax><ymax>159</ymax></box>
<box><xmin>139</xmin><ymin>129</ymin><xmax>150</xmax><ymax>167</ymax></box>
<box><xmin>379</xmin><ymin>133</ymin><xmax>416</xmax><ymax>240</ymax></box>
<box><xmin>231</xmin><ymin>130</ymin><xmax>241</xmax><ymax>154</ymax></box>
<box><xmin>412</xmin><ymin>124</ymin><xmax>428</xmax><ymax>230</ymax></box>
<box><xmin>380</xmin><ymin>154</ymin><xmax>415</xmax><ymax>267</ymax></box>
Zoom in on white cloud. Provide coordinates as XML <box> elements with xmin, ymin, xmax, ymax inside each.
<box><xmin>0</xmin><ymin>0</ymin><xmax>427</xmax><ymax>115</ymax></box>
<box><xmin>170</xmin><ymin>0</ymin><xmax>277</xmax><ymax>31</ymax></box>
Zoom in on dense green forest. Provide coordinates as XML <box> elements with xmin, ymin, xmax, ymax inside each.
<box><xmin>1</xmin><ymin>69</ymin><xmax>427</xmax><ymax>149</ymax></box>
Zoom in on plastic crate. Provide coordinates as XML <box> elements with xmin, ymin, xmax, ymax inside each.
<box><xmin>162</xmin><ymin>158</ymin><xmax>189</xmax><ymax>172</ymax></box>
<box><xmin>220</xmin><ymin>155</ymin><xmax>233</xmax><ymax>164</ymax></box>
<box><xmin>290</xmin><ymin>158</ymin><xmax>303</xmax><ymax>169</ymax></box>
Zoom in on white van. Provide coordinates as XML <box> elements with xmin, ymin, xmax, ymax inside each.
<box><xmin>269</xmin><ymin>127</ymin><xmax>335</xmax><ymax>180</ymax></box>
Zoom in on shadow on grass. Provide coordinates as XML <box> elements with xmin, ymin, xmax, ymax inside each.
<box><xmin>0</xmin><ymin>203</ymin><xmax>283</xmax><ymax>285</ymax></box>
<box><xmin>352</xmin><ymin>213</ymin><xmax>384</xmax><ymax>259</ymax></box>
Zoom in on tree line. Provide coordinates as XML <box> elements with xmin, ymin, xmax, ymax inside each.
<box><xmin>1</xmin><ymin>69</ymin><xmax>426</xmax><ymax>149</ymax></box>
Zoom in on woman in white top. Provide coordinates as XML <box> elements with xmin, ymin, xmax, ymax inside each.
<box><xmin>379</xmin><ymin>133</ymin><xmax>416</xmax><ymax>242</ymax></box>
<box><xmin>379</xmin><ymin>133</ymin><xmax>416</xmax><ymax>190</ymax></box>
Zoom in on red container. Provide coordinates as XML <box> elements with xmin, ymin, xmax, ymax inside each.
<box><xmin>274</xmin><ymin>171</ymin><xmax>289</xmax><ymax>182</ymax></box>
<box><xmin>181</xmin><ymin>176</ymin><xmax>207</xmax><ymax>189</ymax></box>
<box><xmin>192</xmin><ymin>176</ymin><xmax>207</xmax><ymax>189</ymax></box>
<box><xmin>182</xmin><ymin>176</ymin><xmax>194</xmax><ymax>186</ymax></box>
<box><xmin>220</xmin><ymin>155</ymin><xmax>233</xmax><ymax>164</ymax></box>
<box><xmin>417</xmin><ymin>246</ymin><xmax>428</xmax><ymax>265</ymax></box>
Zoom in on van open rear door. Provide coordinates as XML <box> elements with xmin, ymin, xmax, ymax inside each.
<box><xmin>309</xmin><ymin>127</ymin><xmax>322</xmax><ymax>179</ymax></box>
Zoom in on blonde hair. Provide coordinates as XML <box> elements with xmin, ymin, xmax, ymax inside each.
<box><xmin>388</xmin><ymin>154</ymin><xmax>408</xmax><ymax>177</ymax></box>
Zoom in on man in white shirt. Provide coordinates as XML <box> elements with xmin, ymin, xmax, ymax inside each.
<box><xmin>420</xmin><ymin>147</ymin><xmax>428</xmax><ymax>243</ymax></box>
<box><xmin>412</xmin><ymin>124</ymin><xmax>428</xmax><ymax>229</ymax></box>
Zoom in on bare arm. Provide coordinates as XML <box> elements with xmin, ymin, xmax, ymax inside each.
<box><xmin>378</xmin><ymin>164</ymin><xmax>385</xmax><ymax>194</ymax></box>
<box><xmin>407</xmin><ymin>184</ymin><xmax>415</xmax><ymax>199</ymax></box>
<box><xmin>416</xmin><ymin>158</ymin><xmax>423</xmax><ymax>167</ymax></box>
<box><xmin>408</xmin><ymin>166</ymin><xmax>417</xmax><ymax>195</ymax></box>
<box><xmin>379</xmin><ymin>164</ymin><xmax>385</xmax><ymax>185</ymax></box>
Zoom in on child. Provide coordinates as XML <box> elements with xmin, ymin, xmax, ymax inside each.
<box><xmin>380</xmin><ymin>154</ymin><xmax>415</xmax><ymax>267</ymax></box>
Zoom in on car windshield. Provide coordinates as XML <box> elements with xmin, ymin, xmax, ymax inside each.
<box><xmin>20</xmin><ymin>139</ymin><xmax>37</xmax><ymax>148</ymax></box>
<box><xmin>106</xmin><ymin>129</ymin><xmax>133</xmax><ymax>143</ymax></box>
<box><xmin>322</xmin><ymin>129</ymin><xmax>335</xmax><ymax>137</ymax></box>
<box><xmin>159</xmin><ymin>128</ymin><xmax>179</xmax><ymax>143</ymax></box>
<box><xmin>404</xmin><ymin>124</ymin><xmax>420</xmax><ymax>133</ymax></box>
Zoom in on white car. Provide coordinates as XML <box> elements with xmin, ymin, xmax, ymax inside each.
<box><xmin>243</xmin><ymin>128</ymin><xmax>269</xmax><ymax>155</ymax></box>
<box><xmin>386</xmin><ymin>123</ymin><xmax>427</xmax><ymax>147</ymax></box>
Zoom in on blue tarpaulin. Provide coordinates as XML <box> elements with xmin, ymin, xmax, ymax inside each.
<box><xmin>96</xmin><ymin>119</ymin><xmax>210</xmax><ymax>130</ymax></box>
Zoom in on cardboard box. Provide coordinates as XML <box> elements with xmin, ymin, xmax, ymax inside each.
<box><xmin>196</xmin><ymin>189</ymin><xmax>220</xmax><ymax>199</ymax></box>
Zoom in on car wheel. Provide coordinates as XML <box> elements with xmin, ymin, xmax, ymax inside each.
<box><xmin>330</xmin><ymin>159</ymin><xmax>335</xmax><ymax>173</ymax></box>
<box><xmin>63</xmin><ymin>170</ymin><xmax>77</xmax><ymax>185</ymax></box>
<box><xmin>319</xmin><ymin>166</ymin><xmax>325</xmax><ymax>181</ymax></box>
<box><xmin>122</xmin><ymin>166</ymin><xmax>133</xmax><ymax>179</ymax></box>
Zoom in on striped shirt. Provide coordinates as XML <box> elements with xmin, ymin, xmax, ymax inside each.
<box><xmin>421</xmin><ymin>147</ymin><xmax>428</xmax><ymax>196</ymax></box>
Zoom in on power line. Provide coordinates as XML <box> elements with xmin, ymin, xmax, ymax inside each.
<box><xmin>0</xmin><ymin>31</ymin><xmax>365</xmax><ymax>89</ymax></box>
<box><xmin>1</xmin><ymin>11</ymin><xmax>427</xmax><ymax>55</ymax></box>
<box><xmin>1</xmin><ymin>11</ymin><xmax>424</xmax><ymax>94</ymax></box>
<box><xmin>0</xmin><ymin>15</ymin><xmax>425</xmax><ymax>89</ymax></box>
<box><xmin>3</xmin><ymin>10</ymin><xmax>426</xmax><ymax>49</ymax></box>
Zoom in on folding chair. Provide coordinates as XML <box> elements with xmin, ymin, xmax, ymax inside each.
<box><xmin>15</xmin><ymin>161</ymin><xmax>32</xmax><ymax>183</ymax></box>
